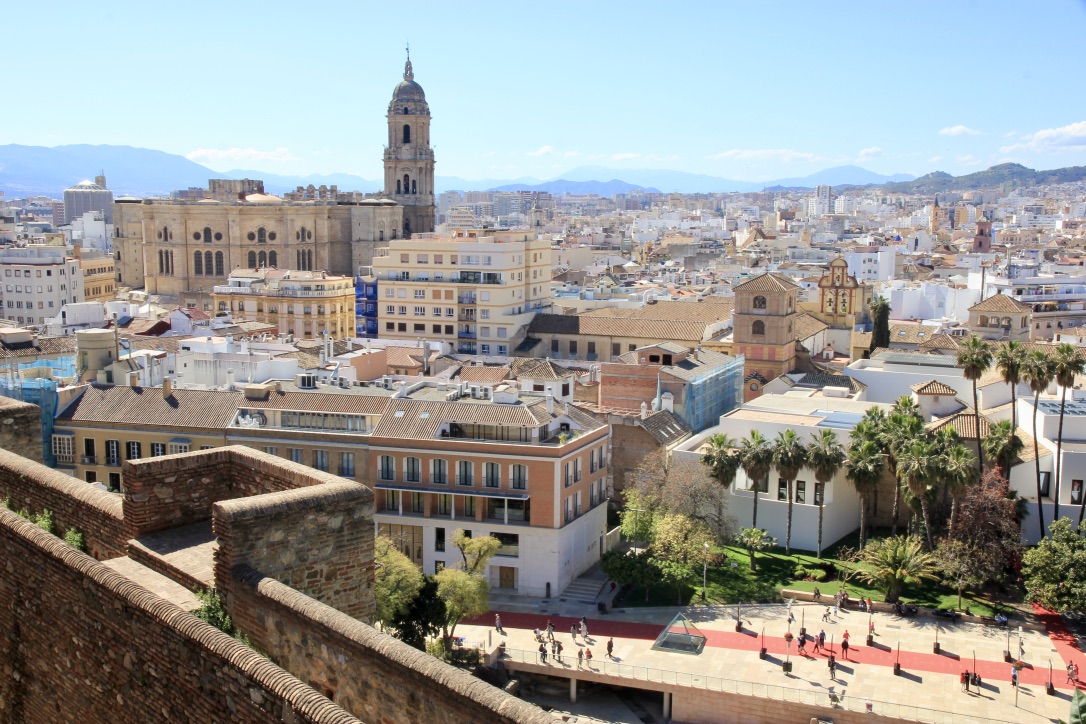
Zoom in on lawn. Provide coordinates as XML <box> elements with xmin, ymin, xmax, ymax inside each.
<box><xmin>614</xmin><ymin>529</ymin><xmax>1020</xmax><ymax>618</ymax></box>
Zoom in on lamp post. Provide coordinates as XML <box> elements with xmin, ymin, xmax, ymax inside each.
<box><xmin>702</xmin><ymin>542</ymin><xmax>710</xmax><ymax>601</ymax></box>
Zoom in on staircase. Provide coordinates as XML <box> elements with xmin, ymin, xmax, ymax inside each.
<box><xmin>560</xmin><ymin>570</ymin><xmax>607</xmax><ymax>604</ymax></box>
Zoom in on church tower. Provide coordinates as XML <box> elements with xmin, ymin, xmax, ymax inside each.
<box><xmin>732</xmin><ymin>272</ymin><xmax>800</xmax><ymax>400</ymax></box>
<box><xmin>972</xmin><ymin>214</ymin><xmax>993</xmax><ymax>253</ymax></box>
<box><xmin>384</xmin><ymin>51</ymin><xmax>435</xmax><ymax>237</ymax></box>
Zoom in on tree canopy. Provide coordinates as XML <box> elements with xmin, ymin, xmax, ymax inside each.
<box><xmin>374</xmin><ymin>535</ymin><xmax>425</xmax><ymax>626</ymax></box>
<box><xmin>1023</xmin><ymin>518</ymin><xmax>1086</xmax><ymax>612</ymax></box>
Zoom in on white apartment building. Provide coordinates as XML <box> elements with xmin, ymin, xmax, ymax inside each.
<box><xmin>371</xmin><ymin>230</ymin><xmax>551</xmax><ymax>355</ymax></box>
<box><xmin>844</xmin><ymin>245</ymin><xmax>899</xmax><ymax>283</ymax></box>
<box><xmin>0</xmin><ymin>246</ymin><xmax>85</xmax><ymax>327</ymax></box>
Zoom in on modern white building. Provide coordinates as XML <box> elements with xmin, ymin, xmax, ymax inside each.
<box><xmin>0</xmin><ymin>246</ymin><xmax>85</xmax><ymax>327</ymax></box>
<box><xmin>844</xmin><ymin>245</ymin><xmax>899</xmax><ymax>283</ymax></box>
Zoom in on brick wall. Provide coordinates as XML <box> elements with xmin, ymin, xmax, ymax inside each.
<box><xmin>0</xmin><ymin>446</ymin><xmax>127</xmax><ymax>560</ymax></box>
<box><xmin>0</xmin><ymin>508</ymin><xmax>361</xmax><ymax>724</ymax></box>
<box><xmin>123</xmin><ymin>446</ymin><xmax>334</xmax><ymax>536</ymax></box>
<box><xmin>228</xmin><ymin>566</ymin><xmax>556</xmax><ymax>724</ymax></box>
<box><xmin>672</xmin><ymin>686</ymin><xmax>904</xmax><ymax>724</ymax></box>
<box><xmin>214</xmin><ymin>480</ymin><xmax>376</xmax><ymax>623</ymax></box>
<box><xmin>0</xmin><ymin>396</ymin><xmax>43</xmax><ymax>463</ymax></box>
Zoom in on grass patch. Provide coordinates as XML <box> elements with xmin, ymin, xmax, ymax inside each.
<box><xmin>616</xmin><ymin>528</ymin><xmax>1020</xmax><ymax>617</ymax></box>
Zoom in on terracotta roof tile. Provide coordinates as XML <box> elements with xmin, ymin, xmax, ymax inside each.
<box><xmin>911</xmin><ymin>380</ymin><xmax>958</xmax><ymax>395</ymax></box>
<box><xmin>969</xmin><ymin>294</ymin><xmax>1032</xmax><ymax>313</ymax></box>
<box><xmin>733</xmin><ymin>272</ymin><xmax>798</xmax><ymax>293</ymax></box>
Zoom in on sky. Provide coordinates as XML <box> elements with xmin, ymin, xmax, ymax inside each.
<box><xmin>7</xmin><ymin>0</ymin><xmax>1086</xmax><ymax>183</ymax></box>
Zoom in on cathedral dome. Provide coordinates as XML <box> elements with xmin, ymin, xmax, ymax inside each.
<box><xmin>390</xmin><ymin>58</ymin><xmax>428</xmax><ymax>110</ymax></box>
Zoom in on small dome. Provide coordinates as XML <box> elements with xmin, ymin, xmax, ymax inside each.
<box><xmin>392</xmin><ymin>79</ymin><xmax>426</xmax><ymax>103</ymax></box>
<box><xmin>389</xmin><ymin>57</ymin><xmax>428</xmax><ymax>113</ymax></box>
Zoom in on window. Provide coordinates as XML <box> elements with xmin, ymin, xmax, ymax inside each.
<box><xmin>51</xmin><ymin>435</ymin><xmax>74</xmax><ymax>463</ymax></box>
<box><xmin>379</xmin><ymin>455</ymin><xmax>395</xmax><ymax>481</ymax></box>
<box><xmin>564</xmin><ymin>462</ymin><xmax>572</xmax><ymax>487</ymax></box>
<box><xmin>464</xmin><ymin>496</ymin><xmax>476</xmax><ymax>517</ymax></box>
<box><xmin>446</xmin><ymin>307</ymin><xmax>455</xmax><ymax>317</ymax></box>
<box><xmin>215</xmin><ymin>251</ymin><xmax>224</xmax><ymax>276</ymax></box>
<box><xmin>432</xmin><ymin>458</ymin><xmax>448</xmax><ymax>484</ymax></box>
<box><xmin>398</xmin><ymin>305</ymin><xmax>407</xmax><ymax>315</ymax></box>
<box><xmin>551</xmin><ymin>338</ymin><xmax>559</xmax><ymax>353</ymax></box>
<box><xmin>126</xmin><ymin>441</ymin><xmax>141</xmax><ymax>460</ymax></box>
<box><xmin>194</xmin><ymin>251</ymin><xmax>204</xmax><ymax>275</ymax></box>
<box><xmin>85</xmin><ymin>471</ymin><xmax>97</xmax><ymax>484</ymax></box>
<box><xmin>777</xmin><ymin>478</ymin><xmax>787</xmax><ymax>501</ymax></box>
<box><xmin>385</xmin><ymin>490</ymin><xmax>401</xmax><ymax>511</ymax></box>
<box><xmin>814</xmin><ymin>482</ymin><xmax>824</xmax><ymax>506</ymax></box>
<box><xmin>612</xmin><ymin>343</ymin><xmax>621</xmax><ymax>357</ymax></box>
<box><xmin>106</xmin><ymin>439</ymin><xmax>121</xmax><ymax>465</ymax></box>
<box><xmin>481</xmin><ymin>309</ymin><xmax>490</xmax><ymax>319</ymax></box>
<box><xmin>481</xmin><ymin>344</ymin><xmax>490</xmax><ymax>354</ymax></box>
<box><xmin>290</xmin><ymin>448</ymin><xmax>303</xmax><ymax>464</ymax></box>
<box><xmin>795</xmin><ymin>480</ymin><xmax>806</xmax><ymax>504</ymax></box>
<box><xmin>457</xmin><ymin>460</ymin><xmax>473</xmax><ymax>486</ymax></box>
<box><xmin>752</xmin><ymin>320</ymin><xmax>765</xmax><ymax>336</ymax></box>
<box><xmin>484</xmin><ymin>462</ymin><xmax>500</xmax><ymax>488</ymax></box>
<box><xmin>753</xmin><ymin>295</ymin><xmax>767</xmax><ymax>310</ymax></box>
<box><xmin>314</xmin><ymin>450</ymin><xmax>329</xmax><ymax>472</ymax></box>
<box><xmin>411</xmin><ymin>493</ymin><xmax>425</xmax><ymax>514</ymax></box>
<box><xmin>493</xmin><ymin>532</ymin><xmax>519</xmax><ymax>557</ymax></box>
<box><xmin>574</xmin><ymin>458</ymin><xmax>582</xmax><ymax>482</ymax></box>
<box><xmin>262</xmin><ymin>446</ymin><xmax>277</xmax><ymax>456</ymax></box>
<box><xmin>511</xmin><ymin>464</ymin><xmax>527</xmax><ymax>490</ymax></box>
<box><xmin>414</xmin><ymin>289</ymin><xmax>425</xmax><ymax>298</ymax></box>
<box><xmin>435</xmin><ymin>527</ymin><xmax>446</xmax><ymax>551</ymax></box>
<box><xmin>569</xmin><ymin>340</ymin><xmax>578</xmax><ymax>355</ymax></box>
<box><xmin>387</xmin><ymin>305</ymin><xmax>396</xmax><ymax>314</ymax></box>
<box><xmin>151</xmin><ymin>442</ymin><xmax>166</xmax><ymax>457</ymax></box>
<box><xmin>590</xmin><ymin>449</ymin><xmax>598</xmax><ymax>473</ymax></box>
<box><xmin>1073</xmin><ymin>480</ymin><xmax>1084</xmax><ymax>506</ymax></box>
<box><xmin>405</xmin><ymin>456</ymin><xmax>421</xmax><ymax>483</ymax></box>
<box><xmin>414</xmin><ymin>306</ymin><xmax>425</xmax><ymax>316</ymax></box>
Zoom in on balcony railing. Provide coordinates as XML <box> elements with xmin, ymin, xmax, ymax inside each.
<box><xmin>105</xmin><ymin>457</ymin><xmax>121</xmax><ymax>467</ymax></box>
<box><xmin>80</xmin><ymin>455</ymin><xmax>98</xmax><ymax>465</ymax></box>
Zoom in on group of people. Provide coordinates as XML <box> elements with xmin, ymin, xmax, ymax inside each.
<box><xmin>519</xmin><ymin>615</ymin><xmax>615</xmax><ymax>667</ymax></box>
<box><xmin>959</xmin><ymin>670</ymin><xmax>983</xmax><ymax>692</ymax></box>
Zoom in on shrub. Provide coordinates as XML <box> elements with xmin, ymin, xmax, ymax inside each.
<box><xmin>34</xmin><ymin>509</ymin><xmax>55</xmax><ymax>534</ymax></box>
<box><xmin>64</xmin><ymin>528</ymin><xmax>87</xmax><ymax>552</ymax></box>
<box><xmin>426</xmin><ymin>638</ymin><xmax>449</xmax><ymax>661</ymax></box>
<box><xmin>808</xmin><ymin>569</ymin><xmax>828</xmax><ymax>582</ymax></box>
<box><xmin>793</xmin><ymin>566</ymin><xmax>808</xmax><ymax>579</ymax></box>
<box><xmin>193</xmin><ymin>588</ymin><xmax>234</xmax><ymax>636</ymax></box>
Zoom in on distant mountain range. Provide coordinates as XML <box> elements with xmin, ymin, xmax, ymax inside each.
<box><xmin>2</xmin><ymin>144</ymin><xmax>1082</xmax><ymax>199</ymax></box>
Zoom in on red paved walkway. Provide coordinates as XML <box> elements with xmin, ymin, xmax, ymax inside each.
<box><xmin>471</xmin><ymin>608</ymin><xmax>1080</xmax><ymax>690</ymax></box>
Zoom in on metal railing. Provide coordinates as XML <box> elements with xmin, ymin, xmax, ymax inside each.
<box><xmin>497</xmin><ymin>647</ymin><xmax>1028</xmax><ymax>724</ymax></box>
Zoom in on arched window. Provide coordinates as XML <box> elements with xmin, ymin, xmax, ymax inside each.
<box><xmin>257</xmin><ymin>227</ymin><xmax>266</xmax><ymax>244</ymax></box>
<box><xmin>978</xmin><ymin>315</ymin><xmax>988</xmax><ymax>327</ymax></box>
<box><xmin>158</xmin><ymin>250</ymin><xmax>164</xmax><ymax>274</ymax></box>
<box><xmin>203</xmin><ymin>227</ymin><xmax>212</xmax><ymax>244</ymax></box>
<box><xmin>205</xmin><ymin>251</ymin><xmax>213</xmax><ymax>276</ymax></box>
<box><xmin>753</xmin><ymin>295</ymin><xmax>767</xmax><ymax>310</ymax></box>
<box><xmin>162</xmin><ymin>226</ymin><xmax>169</xmax><ymax>242</ymax></box>
<box><xmin>258</xmin><ymin>251</ymin><xmax>267</xmax><ymax>267</ymax></box>
<box><xmin>403</xmin><ymin>106</ymin><xmax>409</xmax><ymax>115</ymax></box>
<box><xmin>403</xmin><ymin>174</ymin><xmax>410</xmax><ymax>193</ymax></box>
<box><xmin>752</xmin><ymin>320</ymin><xmax>765</xmax><ymax>336</ymax></box>
<box><xmin>218</xmin><ymin>301</ymin><xmax>227</xmax><ymax>312</ymax></box>
<box><xmin>396</xmin><ymin>180</ymin><xmax>401</xmax><ymax>194</ymax></box>
<box><xmin>412</xmin><ymin>179</ymin><xmax>417</xmax><ymax>194</ymax></box>
<box><xmin>269</xmin><ymin>251</ymin><xmax>277</xmax><ymax>268</ymax></box>
<box><xmin>215</xmin><ymin>251</ymin><xmax>224</xmax><ymax>276</ymax></box>
<box><xmin>404</xmin><ymin>219</ymin><xmax>411</xmax><ymax>237</ymax></box>
<box><xmin>297</xmin><ymin>250</ymin><xmax>303</xmax><ymax>269</ymax></box>
<box><xmin>403</xmin><ymin>124</ymin><xmax>411</xmax><ymax>144</ymax></box>
<box><xmin>248</xmin><ymin>251</ymin><xmax>257</xmax><ymax>268</ymax></box>
<box><xmin>194</xmin><ymin>251</ymin><xmax>203</xmax><ymax>275</ymax></box>
<box><xmin>307</xmin><ymin>249</ymin><xmax>313</xmax><ymax>271</ymax></box>
<box><xmin>1002</xmin><ymin>316</ymin><xmax>1012</xmax><ymax>327</ymax></box>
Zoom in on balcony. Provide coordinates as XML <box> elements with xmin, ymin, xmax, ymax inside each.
<box><xmin>105</xmin><ymin>457</ymin><xmax>121</xmax><ymax>467</ymax></box>
<box><xmin>458</xmin><ymin>294</ymin><xmax>477</xmax><ymax>304</ymax></box>
<box><xmin>55</xmin><ymin>454</ymin><xmax>74</xmax><ymax>464</ymax></box>
<box><xmin>458</xmin><ymin>330</ymin><xmax>476</xmax><ymax>339</ymax></box>
<box><xmin>80</xmin><ymin>455</ymin><xmax>97</xmax><ymax>465</ymax></box>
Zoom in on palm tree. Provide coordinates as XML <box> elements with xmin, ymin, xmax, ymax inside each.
<box><xmin>1051</xmin><ymin>343</ymin><xmax>1086</xmax><ymax>523</ymax></box>
<box><xmin>701</xmin><ymin>433</ymin><xmax>741</xmax><ymax>535</ymax></box>
<box><xmin>807</xmin><ymin>429</ymin><xmax>846</xmax><ymax>559</ymax></box>
<box><xmin>995</xmin><ymin>340</ymin><xmax>1027</xmax><ymax>433</ymax></box>
<box><xmin>854</xmin><ymin>410</ymin><xmax>886</xmax><ymax>519</ymax></box>
<box><xmin>772</xmin><ymin>429</ymin><xmax>808</xmax><ymax>555</ymax></box>
<box><xmin>891</xmin><ymin>395</ymin><xmax>922</xmax><ymax>419</ymax></box>
<box><xmin>982</xmin><ymin>419</ymin><xmax>1025</xmax><ymax>480</ymax></box>
<box><xmin>1022</xmin><ymin>348</ymin><xmax>1055</xmax><ymax>540</ymax></box>
<box><xmin>942</xmin><ymin>443</ymin><xmax>977</xmax><ymax>537</ymax></box>
<box><xmin>855</xmin><ymin>536</ymin><xmax>940</xmax><ymax>602</ymax></box>
<box><xmin>884</xmin><ymin>412</ymin><xmax>925</xmax><ymax>536</ymax></box>
<box><xmin>896</xmin><ymin>437</ymin><xmax>939</xmax><ymax>549</ymax></box>
<box><xmin>734</xmin><ymin>527</ymin><xmax>776</xmax><ymax>572</ymax></box>
<box><xmin>846</xmin><ymin>439</ymin><xmax>884</xmax><ymax>549</ymax></box>
<box><xmin>957</xmin><ymin>335</ymin><xmax>993</xmax><ymax>473</ymax></box>
<box><xmin>739</xmin><ymin>431</ymin><xmax>774</xmax><ymax>530</ymax></box>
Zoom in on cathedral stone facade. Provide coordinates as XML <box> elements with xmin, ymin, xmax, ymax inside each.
<box><xmin>113</xmin><ymin>58</ymin><xmax>436</xmax><ymax>311</ymax></box>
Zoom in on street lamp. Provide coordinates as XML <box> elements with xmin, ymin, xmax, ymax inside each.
<box><xmin>702</xmin><ymin>541</ymin><xmax>710</xmax><ymax>601</ymax></box>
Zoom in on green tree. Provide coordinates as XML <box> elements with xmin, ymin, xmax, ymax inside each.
<box><xmin>941</xmin><ymin>442</ymin><xmax>978</xmax><ymax>537</ymax></box>
<box><xmin>869</xmin><ymin>297</ymin><xmax>891</xmax><ymax>352</ymax></box>
<box><xmin>633</xmin><ymin>449</ymin><xmax>733</xmax><ymax>540</ymax></box>
<box><xmin>846</xmin><ymin>438</ymin><xmax>884</xmax><ymax>549</ymax></box>
<box><xmin>884</xmin><ymin>412</ymin><xmax>925</xmax><ymax>536</ymax></box>
<box><xmin>435</xmin><ymin>567</ymin><xmax>489</xmax><ymax>645</ymax></box>
<box><xmin>739</xmin><ymin>430</ymin><xmax>774</xmax><ymax>529</ymax></box>
<box><xmin>452</xmin><ymin>529</ymin><xmax>501</xmax><ymax>576</ymax></box>
<box><xmin>807</xmin><ymin>429</ymin><xmax>846</xmax><ymax>559</ymax></box>
<box><xmin>937</xmin><ymin>538</ymin><xmax>990</xmax><ymax>611</ymax></box>
<box><xmin>1051</xmin><ymin>344</ymin><xmax>1086</xmax><ymax>523</ymax></box>
<box><xmin>896</xmin><ymin>438</ymin><xmax>939</xmax><ymax>549</ymax></box>
<box><xmin>652</xmin><ymin>557</ymin><xmax>699</xmax><ymax>605</ymax></box>
<box><xmin>772</xmin><ymin>429</ymin><xmax>808</xmax><ymax>555</ymax></box>
<box><xmin>653</xmin><ymin>512</ymin><xmax>715</xmax><ymax>567</ymax></box>
<box><xmin>388</xmin><ymin>576</ymin><xmax>446</xmax><ymax>650</ymax></box>
<box><xmin>1023</xmin><ymin>348</ymin><xmax>1056</xmax><ymax>539</ymax></box>
<box><xmin>1022</xmin><ymin>517</ymin><xmax>1086</xmax><ymax>612</ymax></box>
<box><xmin>374</xmin><ymin>534</ymin><xmax>424</xmax><ymax>627</ymax></box>
<box><xmin>618</xmin><ymin>487</ymin><xmax>658</xmax><ymax>545</ymax></box>
<box><xmin>734</xmin><ymin>527</ymin><xmax>776</xmax><ymax>572</ymax></box>
<box><xmin>982</xmin><ymin>419</ymin><xmax>1024</xmax><ymax>481</ymax></box>
<box><xmin>701</xmin><ymin>433</ymin><xmax>742</xmax><ymax>537</ymax></box>
<box><xmin>957</xmin><ymin>334</ymin><xmax>993</xmax><ymax>473</ymax></box>
<box><xmin>855</xmin><ymin>536</ymin><xmax>940</xmax><ymax>602</ymax></box>
<box><xmin>994</xmin><ymin>340</ymin><xmax>1026</xmax><ymax>433</ymax></box>
<box><xmin>600</xmin><ymin>548</ymin><xmax>657</xmax><ymax>601</ymax></box>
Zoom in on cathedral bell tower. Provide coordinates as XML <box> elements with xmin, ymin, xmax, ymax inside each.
<box><xmin>384</xmin><ymin>50</ymin><xmax>435</xmax><ymax>237</ymax></box>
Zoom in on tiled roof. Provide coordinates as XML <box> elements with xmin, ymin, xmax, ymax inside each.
<box><xmin>0</xmin><ymin>335</ymin><xmax>77</xmax><ymax>360</ymax></box>
<box><xmin>386</xmin><ymin>346</ymin><xmax>426</xmax><ymax>369</ymax></box>
<box><xmin>510</xmin><ymin>357</ymin><xmax>574</xmax><ymax>381</ymax></box>
<box><xmin>789</xmin><ymin>372</ymin><xmax>866</xmax><ymax>393</ymax></box>
<box><xmin>580</xmin><ymin>300</ymin><xmax>736</xmax><ymax>323</ymax></box>
<box><xmin>527</xmin><ymin>314</ymin><xmax>710</xmax><ymax>343</ymax></box>
<box><xmin>663</xmin><ymin>349</ymin><xmax>739</xmax><ymax>381</ymax></box>
<box><xmin>969</xmin><ymin>294</ymin><xmax>1032</xmax><ymax>313</ymax></box>
<box><xmin>734</xmin><ymin>273</ymin><xmax>798</xmax><ymax>293</ymax></box>
<box><xmin>57</xmin><ymin>385</ymin><xmax>241</xmax><ymax>429</ymax></box>
<box><xmin>638</xmin><ymin>410</ymin><xmax>692</xmax><ymax>446</ymax></box>
<box><xmin>794</xmin><ymin>313</ymin><xmax>829</xmax><ymax>341</ymax></box>
<box><xmin>927</xmin><ymin>411</ymin><xmax>991</xmax><ymax>440</ymax></box>
<box><xmin>455</xmin><ymin>365</ymin><xmax>511</xmax><ymax>384</ymax></box>
<box><xmin>911</xmin><ymin>380</ymin><xmax>958</xmax><ymax>396</ymax></box>
<box><xmin>919</xmin><ymin>334</ymin><xmax>963</xmax><ymax>351</ymax></box>
<box><xmin>370</xmin><ymin>396</ymin><xmax>603</xmax><ymax>441</ymax></box>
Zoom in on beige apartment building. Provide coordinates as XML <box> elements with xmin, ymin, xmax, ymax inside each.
<box><xmin>77</xmin><ymin>249</ymin><xmax>115</xmax><ymax>303</ymax></box>
<box><xmin>371</xmin><ymin>230</ymin><xmax>552</xmax><ymax>354</ymax></box>
<box><xmin>211</xmin><ymin>269</ymin><xmax>355</xmax><ymax>339</ymax></box>
<box><xmin>52</xmin><ymin>377</ymin><xmax>609</xmax><ymax>597</ymax></box>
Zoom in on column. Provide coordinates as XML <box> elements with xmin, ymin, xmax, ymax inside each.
<box><xmin>569</xmin><ymin>677</ymin><xmax>577</xmax><ymax>704</ymax></box>
<box><xmin>450</xmin><ymin>494</ymin><xmax>456</xmax><ymax>521</ymax></box>
<box><xmin>663</xmin><ymin>692</ymin><xmax>671</xmax><ymax>719</ymax></box>
<box><xmin>503</xmin><ymin>498</ymin><xmax>509</xmax><ymax>525</ymax></box>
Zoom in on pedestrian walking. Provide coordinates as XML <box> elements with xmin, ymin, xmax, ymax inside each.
<box><xmin>1074</xmin><ymin>662</ymin><xmax>1080</xmax><ymax>684</ymax></box>
<box><xmin>960</xmin><ymin>671</ymin><xmax>969</xmax><ymax>692</ymax></box>
<box><xmin>813</xmin><ymin>587</ymin><xmax>821</xmax><ymax>602</ymax></box>
<box><xmin>495</xmin><ymin>614</ymin><xmax>504</xmax><ymax>634</ymax></box>
<box><xmin>867</xmin><ymin>597</ymin><xmax>874</xmax><ymax>613</ymax></box>
<box><xmin>577</xmin><ymin>649</ymin><xmax>584</xmax><ymax>669</ymax></box>
<box><xmin>606</xmin><ymin>637</ymin><xmax>614</xmax><ymax>658</ymax></box>
<box><xmin>813</xmin><ymin>633</ymin><xmax>822</xmax><ymax>653</ymax></box>
<box><xmin>841</xmin><ymin>633</ymin><xmax>850</xmax><ymax>660</ymax></box>
<box><xmin>869</xmin><ymin>617</ymin><xmax>875</xmax><ymax>635</ymax></box>
<box><xmin>828</xmin><ymin>655</ymin><xmax>837</xmax><ymax>679</ymax></box>
<box><xmin>580</xmin><ymin>616</ymin><xmax>588</xmax><ymax>628</ymax></box>
<box><xmin>580</xmin><ymin>621</ymin><xmax>588</xmax><ymax>641</ymax></box>
<box><xmin>1011</xmin><ymin>666</ymin><xmax>1019</xmax><ymax>688</ymax></box>
<box><xmin>1068</xmin><ymin>663</ymin><xmax>1075</xmax><ymax>684</ymax></box>
<box><xmin>818</xmin><ymin>629</ymin><xmax>826</xmax><ymax>650</ymax></box>
<box><xmin>556</xmin><ymin>641</ymin><xmax>563</xmax><ymax>662</ymax></box>
<box><xmin>585</xmin><ymin>648</ymin><xmax>593</xmax><ymax>668</ymax></box>
<box><xmin>551</xmin><ymin>640</ymin><xmax>558</xmax><ymax>658</ymax></box>
<box><xmin>571</xmin><ymin>624</ymin><xmax>578</xmax><ymax>642</ymax></box>
<box><xmin>798</xmin><ymin>636</ymin><xmax>807</xmax><ymax>655</ymax></box>
<box><xmin>538</xmin><ymin>643</ymin><xmax>547</xmax><ymax>664</ymax></box>
<box><xmin>822</xmin><ymin>607</ymin><xmax>832</xmax><ymax>623</ymax></box>
<box><xmin>547</xmin><ymin>620</ymin><xmax>554</xmax><ymax>641</ymax></box>
<box><xmin>788</xmin><ymin>611</ymin><xmax>796</xmax><ymax>625</ymax></box>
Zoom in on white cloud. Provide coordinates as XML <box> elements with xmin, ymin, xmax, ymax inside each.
<box><xmin>706</xmin><ymin>148</ymin><xmax>821</xmax><ymax>163</ymax></box>
<box><xmin>857</xmin><ymin>146</ymin><xmax>882</xmax><ymax>160</ymax></box>
<box><xmin>610</xmin><ymin>152</ymin><xmax>641</xmax><ymax>161</ymax></box>
<box><xmin>186</xmin><ymin>147</ymin><xmax>298</xmax><ymax>165</ymax></box>
<box><xmin>927</xmin><ymin>155</ymin><xmax>944</xmax><ymax>164</ymax></box>
<box><xmin>939</xmin><ymin>125</ymin><xmax>980</xmax><ymax>137</ymax></box>
<box><xmin>526</xmin><ymin>145</ymin><xmax>554</xmax><ymax>157</ymax></box>
<box><xmin>1001</xmin><ymin>120</ymin><xmax>1086</xmax><ymax>154</ymax></box>
<box><xmin>1003</xmin><ymin>131</ymin><xmax>1018</xmax><ymax>138</ymax></box>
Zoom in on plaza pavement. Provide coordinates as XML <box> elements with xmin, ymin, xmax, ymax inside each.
<box><xmin>461</xmin><ymin>601</ymin><xmax>1082</xmax><ymax>723</ymax></box>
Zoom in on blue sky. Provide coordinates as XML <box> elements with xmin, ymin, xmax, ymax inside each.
<box><xmin>7</xmin><ymin>0</ymin><xmax>1086</xmax><ymax>182</ymax></box>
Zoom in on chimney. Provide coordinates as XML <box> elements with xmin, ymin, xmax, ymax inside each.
<box><xmin>162</xmin><ymin>376</ymin><xmax>173</xmax><ymax>399</ymax></box>
<box><xmin>640</xmin><ymin>401</ymin><xmax>649</xmax><ymax>420</ymax></box>
<box><xmin>546</xmin><ymin>392</ymin><xmax>554</xmax><ymax>415</ymax></box>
